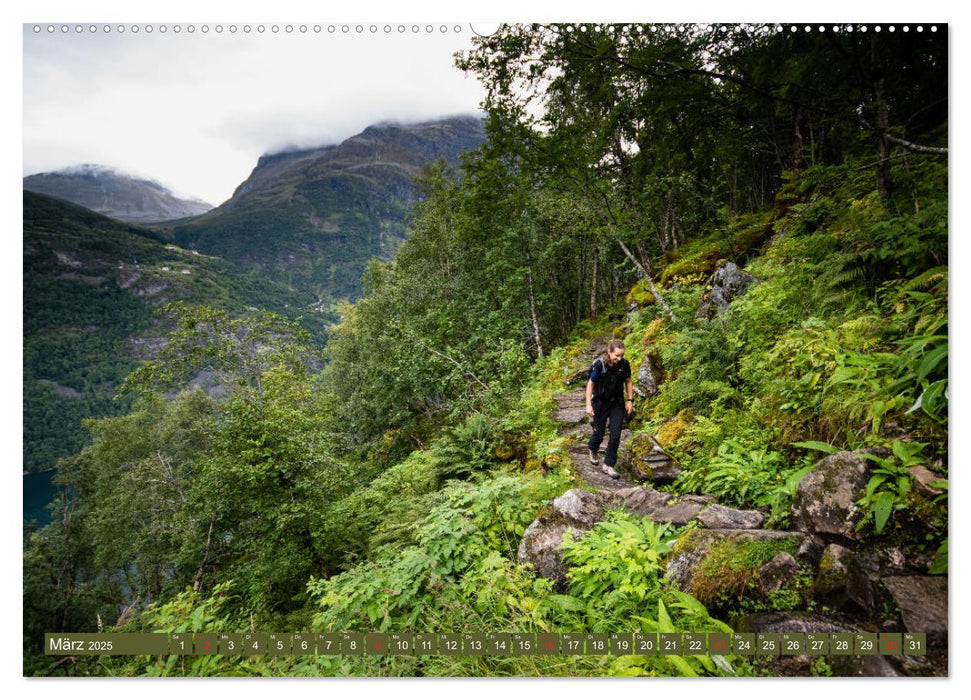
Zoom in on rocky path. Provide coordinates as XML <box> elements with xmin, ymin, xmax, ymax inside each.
<box><xmin>518</xmin><ymin>294</ymin><xmax>948</xmax><ymax>676</ymax></box>
<box><xmin>553</xmin><ymin>390</ymin><xmax>635</xmax><ymax>490</ymax></box>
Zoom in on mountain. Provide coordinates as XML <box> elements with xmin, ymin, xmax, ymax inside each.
<box><xmin>165</xmin><ymin>115</ymin><xmax>487</xmax><ymax>302</ymax></box>
<box><xmin>23</xmin><ymin>164</ymin><xmax>214</xmax><ymax>224</ymax></box>
<box><xmin>23</xmin><ymin>190</ymin><xmax>329</xmax><ymax>474</ymax></box>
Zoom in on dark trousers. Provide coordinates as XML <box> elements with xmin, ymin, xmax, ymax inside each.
<box><xmin>588</xmin><ymin>400</ymin><xmax>626</xmax><ymax>467</ymax></box>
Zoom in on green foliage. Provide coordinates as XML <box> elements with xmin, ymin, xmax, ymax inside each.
<box><xmin>561</xmin><ymin>512</ymin><xmax>673</xmax><ymax>602</ymax></box>
<box><xmin>856</xmin><ymin>441</ymin><xmax>925</xmax><ymax>535</ymax></box>
<box><xmin>676</xmin><ymin>437</ymin><xmax>809</xmax><ymax>523</ymax></box>
<box><xmin>60</xmin><ymin>390</ymin><xmax>216</xmax><ymax>600</ymax></box>
<box><xmin>651</xmin><ymin>310</ymin><xmax>742</xmax><ymax>417</ymax></box>
<box><xmin>929</xmin><ymin>538</ymin><xmax>948</xmax><ymax>575</ymax></box>
<box><xmin>428</xmin><ymin>413</ymin><xmax>501</xmax><ymax>479</ymax></box>
<box><xmin>790</xmin><ymin>440</ymin><xmax>839</xmax><ymax>454</ymax></box>
<box><xmin>309</xmin><ymin>469</ymin><xmax>572</xmax><ymax>633</ymax></box>
<box><xmin>22</xmin><ymin>191</ymin><xmax>328</xmax><ymax>474</ymax></box>
<box><xmin>886</xmin><ymin>284</ymin><xmax>948</xmax><ymax>424</ymax></box>
<box><xmin>25</xmin><ymin>26</ymin><xmax>949</xmax><ymax>678</ymax></box>
<box><xmin>120</xmin><ymin>302</ymin><xmax>316</xmax><ymax>399</ymax></box>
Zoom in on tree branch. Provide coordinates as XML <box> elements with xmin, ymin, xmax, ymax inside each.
<box><xmin>884</xmin><ymin>133</ymin><xmax>948</xmax><ymax>155</ymax></box>
<box><xmin>412</xmin><ymin>337</ymin><xmax>491</xmax><ymax>393</ymax></box>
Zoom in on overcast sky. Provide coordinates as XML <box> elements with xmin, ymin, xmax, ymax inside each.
<box><xmin>23</xmin><ymin>23</ymin><xmax>488</xmax><ymax>206</ymax></box>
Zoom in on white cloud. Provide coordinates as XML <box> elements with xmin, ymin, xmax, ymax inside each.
<box><xmin>23</xmin><ymin>26</ymin><xmax>485</xmax><ymax>205</ymax></box>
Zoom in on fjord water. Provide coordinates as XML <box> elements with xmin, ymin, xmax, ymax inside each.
<box><xmin>24</xmin><ymin>470</ymin><xmax>57</xmax><ymax>532</ymax></box>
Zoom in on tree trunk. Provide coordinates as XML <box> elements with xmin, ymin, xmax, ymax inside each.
<box><xmin>526</xmin><ymin>266</ymin><xmax>544</xmax><ymax>358</ymax></box>
<box><xmin>610</xmin><ymin>229</ymin><xmax>677</xmax><ymax>324</ymax></box>
<box><xmin>589</xmin><ymin>248</ymin><xmax>599</xmax><ymax>320</ymax></box>
<box><xmin>808</xmin><ymin>110</ymin><xmax>816</xmax><ymax>166</ymax></box>
<box><xmin>874</xmin><ymin>77</ymin><xmax>891</xmax><ymax>200</ymax></box>
<box><xmin>870</xmin><ymin>37</ymin><xmax>891</xmax><ymax>201</ymax></box>
<box><xmin>790</xmin><ymin>104</ymin><xmax>804</xmax><ymax>173</ymax></box>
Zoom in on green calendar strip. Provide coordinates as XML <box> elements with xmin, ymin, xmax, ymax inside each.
<box><xmin>44</xmin><ymin>632</ymin><xmax>928</xmax><ymax>657</ymax></box>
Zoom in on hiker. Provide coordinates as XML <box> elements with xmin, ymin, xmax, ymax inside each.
<box><xmin>585</xmin><ymin>339</ymin><xmax>634</xmax><ymax>479</ymax></box>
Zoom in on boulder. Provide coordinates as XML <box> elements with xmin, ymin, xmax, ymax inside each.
<box><xmin>757</xmin><ymin>552</ymin><xmax>801</xmax><ymax>593</ymax></box>
<box><xmin>697</xmin><ymin>261</ymin><xmax>759</xmax><ymax>319</ymax></box>
<box><xmin>680</xmin><ymin>494</ymin><xmax>717</xmax><ymax>506</ymax></box>
<box><xmin>795</xmin><ymin>535</ymin><xmax>825</xmax><ymax>567</ymax></box>
<box><xmin>649</xmin><ymin>500</ymin><xmax>705</xmax><ymax>526</ymax></box>
<box><xmin>698</xmin><ymin>504</ymin><xmax>765</xmax><ymax>530</ymax></box>
<box><xmin>791</xmin><ymin>449</ymin><xmax>886</xmax><ymax>540</ymax></box>
<box><xmin>855</xmin><ymin>545</ymin><xmax>911</xmax><ymax>578</ymax></box>
<box><xmin>882</xmin><ymin>576</ymin><xmax>948</xmax><ymax>647</ymax></box>
<box><xmin>517</xmin><ymin>489</ymin><xmax>605</xmax><ymax>585</ymax></box>
<box><xmin>635</xmin><ymin>457</ymin><xmax>682</xmax><ymax>484</ymax></box>
<box><xmin>625</xmin><ymin>434</ymin><xmax>682</xmax><ymax>484</ymax></box>
<box><xmin>811</xmin><ymin>544</ymin><xmax>878</xmax><ymax>616</ymax></box>
<box><xmin>734</xmin><ymin>610</ymin><xmax>855</xmax><ymax>635</ymax></box>
<box><xmin>603</xmin><ymin>486</ymin><xmax>670</xmax><ymax>516</ymax></box>
<box><xmin>634</xmin><ymin>351</ymin><xmax>664</xmax><ymax>398</ymax></box>
<box><xmin>908</xmin><ymin>465</ymin><xmax>945</xmax><ymax>498</ymax></box>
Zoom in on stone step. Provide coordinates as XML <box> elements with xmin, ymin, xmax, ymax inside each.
<box><xmin>561</xmin><ymin>422</ymin><xmax>594</xmax><ymax>439</ymax></box>
<box><xmin>553</xmin><ymin>391</ymin><xmax>587</xmax><ymax>410</ymax></box>
<box><xmin>552</xmin><ymin>408</ymin><xmax>589</xmax><ymax>424</ymax></box>
<box><xmin>571</xmin><ymin>455</ymin><xmax>635</xmax><ymax>491</ymax></box>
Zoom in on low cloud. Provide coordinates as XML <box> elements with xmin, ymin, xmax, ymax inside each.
<box><xmin>24</xmin><ymin>27</ymin><xmax>486</xmax><ymax>205</ymax></box>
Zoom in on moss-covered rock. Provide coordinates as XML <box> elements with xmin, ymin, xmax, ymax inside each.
<box><xmin>666</xmin><ymin>529</ymin><xmax>805</xmax><ymax>606</ymax></box>
<box><xmin>641</xmin><ymin>318</ymin><xmax>666</xmax><ymax>345</ymax></box>
<box><xmin>659</xmin><ymin>242</ymin><xmax>727</xmax><ymax>288</ymax></box>
<box><xmin>625</xmin><ymin>281</ymin><xmax>657</xmax><ymax>309</ymax></box>
<box><xmin>624</xmin><ymin>433</ymin><xmax>682</xmax><ymax>484</ymax></box>
<box><xmin>811</xmin><ymin>543</ymin><xmax>877</xmax><ymax>616</ymax></box>
<box><xmin>524</xmin><ymin>458</ymin><xmax>544</xmax><ymax>474</ymax></box>
<box><xmin>656</xmin><ymin>409</ymin><xmax>693</xmax><ymax>448</ymax></box>
<box><xmin>634</xmin><ymin>349</ymin><xmax>664</xmax><ymax>398</ymax></box>
<box><xmin>696</xmin><ymin>261</ymin><xmax>759</xmax><ymax>319</ymax></box>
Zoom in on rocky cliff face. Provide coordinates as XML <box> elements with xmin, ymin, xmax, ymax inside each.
<box><xmin>23</xmin><ymin>164</ymin><xmax>213</xmax><ymax>224</ymax></box>
<box><xmin>168</xmin><ymin>115</ymin><xmax>487</xmax><ymax>302</ymax></box>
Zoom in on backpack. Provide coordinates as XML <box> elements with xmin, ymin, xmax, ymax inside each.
<box><xmin>592</xmin><ymin>357</ymin><xmax>627</xmax><ymax>403</ymax></box>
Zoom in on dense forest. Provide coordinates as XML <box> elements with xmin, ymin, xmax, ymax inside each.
<box><xmin>22</xmin><ymin>191</ymin><xmax>329</xmax><ymax>474</ymax></box>
<box><xmin>24</xmin><ymin>24</ymin><xmax>947</xmax><ymax>677</ymax></box>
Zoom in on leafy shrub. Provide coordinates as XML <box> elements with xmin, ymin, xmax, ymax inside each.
<box><xmin>856</xmin><ymin>441</ymin><xmax>924</xmax><ymax>535</ymax></box>
<box><xmin>429</xmin><ymin>412</ymin><xmax>501</xmax><ymax>479</ymax></box>
<box><xmin>561</xmin><ymin>512</ymin><xmax>674</xmax><ymax>603</ymax></box>
<box><xmin>676</xmin><ymin>438</ymin><xmax>790</xmax><ymax>510</ymax></box>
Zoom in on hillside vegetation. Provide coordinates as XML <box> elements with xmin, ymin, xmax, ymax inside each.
<box><xmin>23</xmin><ymin>191</ymin><xmax>332</xmax><ymax>474</ymax></box>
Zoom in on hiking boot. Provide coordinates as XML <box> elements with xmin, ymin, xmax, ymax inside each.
<box><xmin>588</xmin><ymin>449</ymin><xmax>599</xmax><ymax>465</ymax></box>
<box><xmin>601</xmin><ymin>464</ymin><xmax>620</xmax><ymax>479</ymax></box>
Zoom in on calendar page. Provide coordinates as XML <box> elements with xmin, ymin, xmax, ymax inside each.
<box><xmin>20</xmin><ymin>1</ymin><xmax>950</xmax><ymax>684</ymax></box>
